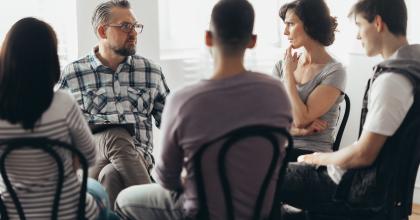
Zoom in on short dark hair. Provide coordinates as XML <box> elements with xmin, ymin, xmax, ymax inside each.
<box><xmin>279</xmin><ymin>0</ymin><xmax>337</xmax><ymax>46</ymax></box>
<box><xmin>210</xmin><ymin>0</ymin><xmax>255</xmax><ymax>54</ymax></box>
<box><xmin>92</xmin><ymin>0</ymin><xmax>131</xmax><ymax>36</ymax></box>
<box><xmin>348</xmin><ymin>0</ymin><xmax>407</xmax><ymax>36</ymax></box>
<box><xmin>0</xmin><ymin>17</ymin><xmax>60</xmax><ymax>130</ymax></box>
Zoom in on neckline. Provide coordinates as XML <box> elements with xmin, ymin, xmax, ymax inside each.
<box><xmin>296</xmin><ymin>59</ymin><xmax>335</xmax><ymax>87</ymax></box>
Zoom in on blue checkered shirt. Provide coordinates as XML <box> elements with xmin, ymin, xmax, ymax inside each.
<box><xmin>58</xmin><ymin>48</ymin><xmax>170</xmax><ymax>168</ymax></box>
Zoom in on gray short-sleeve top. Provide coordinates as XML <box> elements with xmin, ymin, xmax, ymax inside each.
<box><xmin>272</xmin><ymin>59</ymin><xmax>347</xmax><ymax>152</ymax></box>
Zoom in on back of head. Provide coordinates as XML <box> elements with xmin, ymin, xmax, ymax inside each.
<box><xmin>210</xmin><ymin>0</ymin><xmax>255</xmax><ymax>54</ymax></box>
<box><xmin>91</xmin><ymin>0</ymin><xmax>131</xmax><ymax>36</ymax></box>
<box><xmin>279</xmin><ymin>0</ymin><xmax>337</xmax><ymax>46</ymax></box>
<box><xmin>349</xmin><ymin>0</ymin><xmax>407</xmax><ymax>36</ymax></box>
<box><xmin>0</xmin><ymin>17</ymin><xmax>60</xmax><ymax>130</ymax></box>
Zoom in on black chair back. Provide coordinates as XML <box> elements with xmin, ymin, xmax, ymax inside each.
<box><xmin>332</xmin><ymin>93</ymin><xmax>351</xmax><ymax>151</ymax></box>
<box><xmin>0</xmin><ymin>138</ymin><xmax>88</xmax><ymax>220</ymax></box>
<box><xmin>193</xmin><ymin>125</ymin><xmax>293</xmax><ymax>220</ymax></box>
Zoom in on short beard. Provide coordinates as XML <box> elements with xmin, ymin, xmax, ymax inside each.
<box><xmin>113</xmin><ymin>47</ymin><xmax>136</xmax><ymax>56</ymax></box>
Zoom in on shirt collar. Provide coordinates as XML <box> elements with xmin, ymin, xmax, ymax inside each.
<box><xmin>89</xmin><ymin>46</ymin><xmax>133</xmax><ymax>70</ymax></box>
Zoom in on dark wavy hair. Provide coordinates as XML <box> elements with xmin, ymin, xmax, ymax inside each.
<box><xmin>0</xmin><ymin>17</ymin><xmax>60</xmax><ymax>130</ymax></box>
<box><xmin>280</xmin><ymin>0</ymin><xmax>338</xmax><ymax>46</ymax></box>
<box><xmin>348</xmin><ymin>0</ymin><xmax>407</xmax><ymax>36</ymax></box>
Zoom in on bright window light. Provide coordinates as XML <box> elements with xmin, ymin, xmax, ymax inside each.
<box><xmin>0</xmin><ymin>0</ymin><xmax>78</xmax><ymax>69</ymax></box>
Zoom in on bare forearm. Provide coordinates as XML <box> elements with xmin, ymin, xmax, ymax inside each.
<box><xmin>284</xmin><ymin>79</ymin><xmax>311</xmax><ymax>127</ymax></box>
<box><xmin>302</xmin><ymin>132</ymin><xmax>388</xmax><ymax>169</ymax></box>
<box><xmin>312</xmin><ymin>146</ymin><xmax>369</xmax><ymax>169</ymax></box>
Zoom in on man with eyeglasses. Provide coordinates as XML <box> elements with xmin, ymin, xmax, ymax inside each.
<box><xmin>58</xmin><ymin>0</ymin><xmax>170</xmax><ymax>208</ymax></box>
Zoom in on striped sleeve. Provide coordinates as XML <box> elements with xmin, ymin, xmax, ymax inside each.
<box><xmin>66</xmin><ymin>100</ymin><xmax>97</xmax><ymax>166</ymax></box>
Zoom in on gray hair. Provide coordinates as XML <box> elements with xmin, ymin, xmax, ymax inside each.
<box><xmin>91</xmin><ymin>0</ymin><xmax>131</xmax><ymax>36</ymax></box>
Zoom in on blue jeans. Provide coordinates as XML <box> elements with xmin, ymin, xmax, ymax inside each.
<box><xmin>87</xmin><ymin>178</ymin><xmax>120</xmax><ymax>220</ymax></box>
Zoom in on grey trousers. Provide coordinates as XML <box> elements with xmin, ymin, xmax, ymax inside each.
<box><xmin>89</xmin><ymin>127</ymin><xmax>151</xmax><ymax>209</ymax></box>
<box><xmin>115</xmin><ymin>184</ymin><xmax>185</xmax><ymax>220</ymax></box>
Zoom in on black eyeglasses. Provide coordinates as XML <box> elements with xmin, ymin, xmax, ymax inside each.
<box><xmin>107</xmin><ymin>22</ymin><xmax>144</xmax><ymax>33</ymax></box>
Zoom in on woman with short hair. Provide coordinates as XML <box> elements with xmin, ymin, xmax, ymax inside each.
<box><xmin>273</xmin><ymin>0</ymin><xmax>347</xmax><ymax>161</ymax></box>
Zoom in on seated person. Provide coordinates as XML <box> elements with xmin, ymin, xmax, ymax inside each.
<box><xmin>58</xmin><ymin>0</ymin><xmax>170</xmax><ymax>207</ymax></box>
<box><xmin>0</xmin><ymin>17</ymin><xmax>114</xmax><ymax>219</ymax></box>
<box><xmin>114</xmin><ymin>0</ymin><xmax>292</xmax><ymax>219</ymax></box>
<box><xmin>273</xmin><ymin>0</ymin><xmax>347</xmax><ymax>161</ymax></box>
<box><xmin>278</xmin><ymin>0</ymin><xmax>420</xmax><ymax>216</ymax></box>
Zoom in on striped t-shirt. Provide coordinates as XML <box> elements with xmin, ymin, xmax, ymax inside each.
<box><xmin>0</xmin><ymin>90</ymin><xmax>99</xmax><ymax>220</ymax></box>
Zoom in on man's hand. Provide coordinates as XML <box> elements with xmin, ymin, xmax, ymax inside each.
<box><xmin>297</xmin><ymin>152</ymin><xmax>324</xmax><ymax>165</ymax></box>
<box><xmin>296</xmin><ymin>131</ymin><xmax>388</xmax><ymax>169</ymax></box>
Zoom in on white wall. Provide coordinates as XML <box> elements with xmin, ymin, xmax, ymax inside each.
<box><xmin>75</xmin><ymin>0</ymin><xmax>160</xmax><ymax>60</ymax></box>
<box><xmin>339</xmin><ymin>53</ymin><xmax>381</xmax><ymax>147</ymax></box>
<box><xmin>75</xmin><ymin>0</ymin><xmax>420</xmax><ymax>204</ymax></box>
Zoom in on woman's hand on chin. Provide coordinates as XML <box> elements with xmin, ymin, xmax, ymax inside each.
<box><xmin>283</xmin><ymin>45</ymin><xmax>299</xmax><ymax>83</ymax></box>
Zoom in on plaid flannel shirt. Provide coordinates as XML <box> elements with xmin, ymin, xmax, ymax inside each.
<box><xmin>58</xmin><ymin>47</ymin><xmax>170</xmax><ymax>168</ymax></box>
